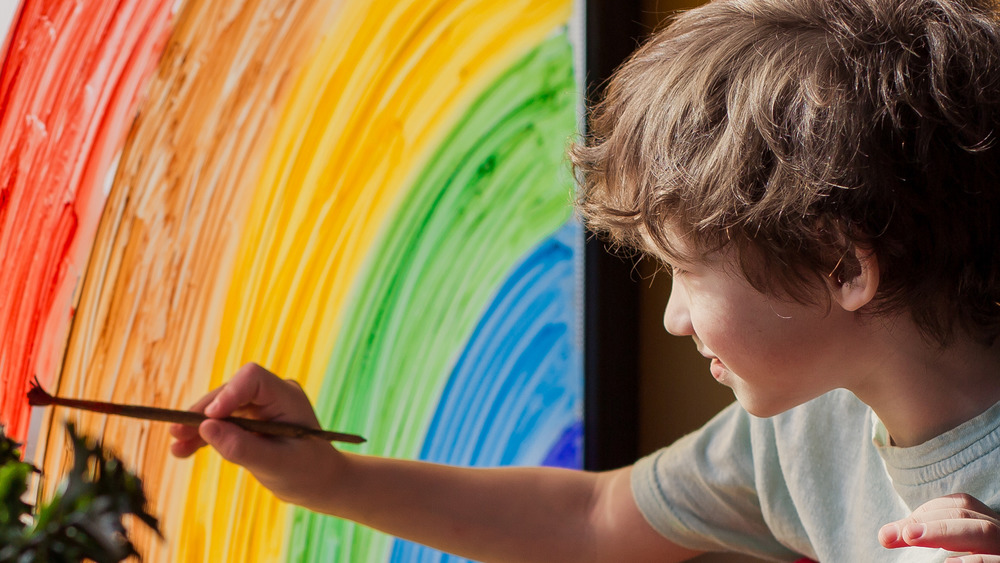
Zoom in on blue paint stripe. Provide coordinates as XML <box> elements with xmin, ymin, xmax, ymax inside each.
<box><xmin>388</xmin><ymin>221</ymin><xmax>582</xmax><ymax>563</ymax></box>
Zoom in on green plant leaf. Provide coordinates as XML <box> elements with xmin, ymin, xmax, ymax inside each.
<box><xmin>0</xmin><ymin>423</ymin><xmax>160</xmax><ymax>563</ymax></box>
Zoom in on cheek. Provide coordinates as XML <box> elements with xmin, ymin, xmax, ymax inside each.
<box><xmin>696</xmin><ymin>302</ymin><xmax>829</xmax><ymax>372</ymax></box>
<box><xmin>689</xmin><ymin>303</ymin><xmax>758</xmax><ymax>358</ymax></box>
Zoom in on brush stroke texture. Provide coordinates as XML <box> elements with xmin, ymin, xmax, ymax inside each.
<box><xmin>34</xmin><ymin>1</ymin><xmax>340</xmax><ymax>558</ymax></box>
<box><xmin>388</xmin><ymin>222</ymin><xmax>583</xmax><ymax>563</ymax></box>
<box><xmin>287</xmin><ymin>32</ymin><xmax>579</xmax><ymax>563</ymax></box>
<box><xmin>0</xmin><ymin>0</ymin><xmax>581</xmax><ymax>560</ymax></box>
<box><xmin>0</xmin><ymin>0</ymin><xmax>172</xmax><ymax>443</ymax></box>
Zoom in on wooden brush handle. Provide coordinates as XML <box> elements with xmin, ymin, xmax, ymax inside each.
<box><xmin>29</xmin><ymin>383</ymin><xmax>366</xmax><ymax>445</ymax></box>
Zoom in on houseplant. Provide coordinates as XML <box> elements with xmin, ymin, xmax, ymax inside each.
<box><xmin>0</xmin><ymin>424</ymin><xmax>159</xmax><ymax>562</ymax></box>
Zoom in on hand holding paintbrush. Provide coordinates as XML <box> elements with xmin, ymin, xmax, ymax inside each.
<box><xmin>167</xmin><ymin>363</ymin><xmax>368</xmax><ymax>509</ymax></box>
<box><xmin>27</xmin><ymin>376</ymin><xmax>365</xmax><ymax>444</ymax></box>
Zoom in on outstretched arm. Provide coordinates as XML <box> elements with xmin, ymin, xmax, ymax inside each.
<box><xmin>879</xmin><ymin>493</ymin><xmax>1000</xmax><ymax>563</ymax></box>
<box><xmin>170</xmin><ymin>363</ymin><xmax>702</xmax><ymax>563</ymax></box>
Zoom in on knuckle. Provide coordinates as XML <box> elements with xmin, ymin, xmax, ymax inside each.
<box><xmin>284</xmin><ymin>379</ymin><xmax>311</xmax><ymax>402</ymax></box>
<box><xmin>236</xmin><ymin>362</ymin><xmax>269</xmax><ymax>382</ymax></box>
<box><xmin>950</xmin><ymin>508</ymin><xmax>976</xmax><ymax>520</ymax></box>
<box><xmin>239</xmin><ymin>363</ymin><xmax>262</xmax><ymax>381</ymax></box>
<box><xmin>981</xmin><ymin>519</ymin><xmax>1000</xmax><ymax>541</ymax></box>
<box><xmin>950</xmin><ymin>493</ymin><xmax>977</xmax><ymax>508</ymax></box>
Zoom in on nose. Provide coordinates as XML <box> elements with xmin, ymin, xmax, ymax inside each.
<box><xmin>663</xmin><ymin>277</ymin><xmax>693</xmax><ymax>336</ymax></box>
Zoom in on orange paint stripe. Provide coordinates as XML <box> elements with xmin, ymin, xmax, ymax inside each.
<box><xmin>0</xmin><ymin>0</ymin><xmax>173</xmax><ymax>443</ymax></box>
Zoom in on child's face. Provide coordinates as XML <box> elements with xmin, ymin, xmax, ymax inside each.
<box><xmin>659</xmin><ymin>235</ymin><xmax>862</xmax><ymax>417</ymax></box>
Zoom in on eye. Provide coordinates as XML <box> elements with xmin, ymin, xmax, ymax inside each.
<box><xmin>670</xmin><ymin>266</ymin><xmax>688</xmax><ymax>277</ymax></box>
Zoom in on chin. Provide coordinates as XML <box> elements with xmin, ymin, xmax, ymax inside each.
<box><xmin>732</xmin><ymin>388</ymin><xmax>805</xmax><ymax>418</ymax></box>
<box><xmin>738</xmin><ymin>402</ymin><xmax>790</xmax><ymax>418</ymax></box>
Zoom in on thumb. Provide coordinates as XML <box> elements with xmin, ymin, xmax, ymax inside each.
<box><xmin>199</xmin><ymin>419</ymin><xmax>274</xmax><ymax>468</ymax></box>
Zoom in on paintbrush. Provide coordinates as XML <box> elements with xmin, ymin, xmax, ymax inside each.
<box><xmin>26</xmin><ymin>378</ymin><xmax>366</xmax><ymax>444</ymax></box>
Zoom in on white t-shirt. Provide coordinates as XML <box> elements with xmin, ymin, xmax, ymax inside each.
<box><xmin>631</xmin><ymin>389</ymin><xmax>1000</xmax><ymax>561</ymax></box>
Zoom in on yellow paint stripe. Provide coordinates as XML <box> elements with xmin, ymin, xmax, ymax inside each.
<box><xmin>187</xmin><ymin>0</ymin><xmax>571</xmax><ymax>559</ymax></box>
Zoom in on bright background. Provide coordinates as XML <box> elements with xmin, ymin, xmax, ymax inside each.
<box><xmin>0</xmin><ymin>0</ymin><xmax>583</xmax><ymax>560</ymax></box>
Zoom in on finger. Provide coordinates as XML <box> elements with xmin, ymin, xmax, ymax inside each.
<box><xmin>169</xmin><ymin>436</ymin><xmax>206</xmax><ymax>458</ymax></box>
<box><xmin>910</xmin><ymin>494</ymin><xmax>996</xmax><ymax>518</ymax></box>
<box><xmin>206</xmin><ymin>364</ymin><xmax>320</xmax><ymax>428</ymax></box>
<box><xmin>199</xmin><ymin>418</ymin><xmax>297</xmax><ymax>472</ymax></box>
<box><xmin>203</xmin><ymin>362</ymin><xmax>278</xmax><ymax>418</ymax></box>
<box><xmin>198</xmin><ymin>418</ymin><xmax>341</xmax><ymax>507</ymax></box>
<box><xmin>200</xmin><ymin>419</ymin><xmax>256</xmax><ymax>464</ymax></box>
<box><xmin>946</xmin><ymin>556</ymin><xmax>1000</xmax><ymax>563</ymax></box>
<box><xmin>898</xmin><ymin>518</ymin><xmax>1000</xmax><ymax>553</ymax></box>
<box><xmin>899</xmin><ymin>508</ymin><xmax>1000</xmax><ymax>527</ymax></box>
<box><xmin>169</xmin><ymin>421</ymin><xmax>202</xmax><ymax>442</ymax></box>
<box><xmin>167</xmin><ymin>383</ymin><xmax>231</xmax><ymax>450</ymax></box>
<box><xmin>879</xmin><ymin>523</ymin><xmax>907</xmax><ymax>548</ymax></box>
<box><xmin>881</xmin><ymin>494</ymin><xmax>1000</xmax><ymax>549</ymax></box>
<box><xmin>186</xmin><ymin>383</ymin><xmax>227</xmax><ymax>413</ymax></box>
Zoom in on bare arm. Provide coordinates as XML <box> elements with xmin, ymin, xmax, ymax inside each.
<box><xmin>321</xmin><ymin>456</ymin><xmax>702</xmax><ymax>562</ymax></box>
<box><xmin>170</xmin><ymin>363</ymin><xmax>702</xmax><ymax>563</ymax></box>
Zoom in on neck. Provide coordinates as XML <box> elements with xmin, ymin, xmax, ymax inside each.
<box><xmin>848</xmin><ymin>320</ymin><xmax>1000</xmax><ymax>447</ymax></box>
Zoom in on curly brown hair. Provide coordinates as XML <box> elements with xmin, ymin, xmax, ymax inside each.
<box><xmin>572</xmin><ymin>0</ymin><xmax>1000</xmax><ymax>345</ymax></box>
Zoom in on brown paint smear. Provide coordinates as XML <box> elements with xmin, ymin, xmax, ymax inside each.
<box><xmin>37</xmin><ymin>1</ymin><xmax>334</xmax><ymax>558</ymax></box>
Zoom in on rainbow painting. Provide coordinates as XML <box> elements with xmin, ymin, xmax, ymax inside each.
<box><xmin>0</xmin><ymin>0</ymin><xmax>583</xmax><ymax>561</ymax></box>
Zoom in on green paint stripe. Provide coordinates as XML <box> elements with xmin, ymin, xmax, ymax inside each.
<box><xmin>288</xmin><ymin>32</ymin><xmax>577</xmax><ymax>562</ymax></box>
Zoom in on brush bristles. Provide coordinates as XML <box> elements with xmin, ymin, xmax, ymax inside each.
<box><xmin>26</xmin><ymin>377</ymin><xmax>55</xmax><ymax>406</ymax></box>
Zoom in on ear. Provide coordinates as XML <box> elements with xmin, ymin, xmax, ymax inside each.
<box><xmin>829</xmin><ymin>247</ymin><xmax>879</xmax><ymax>312</ymax></box>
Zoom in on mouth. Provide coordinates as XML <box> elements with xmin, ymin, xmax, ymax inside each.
<box><xmin>695</xmin><ymin>340</ymin><xmax>727</xmax><ymax>380</ymax></box>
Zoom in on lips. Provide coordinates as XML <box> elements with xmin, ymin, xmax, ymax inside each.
<box><xmin>695</xmin><ymin>340</ymin><xmax>726</xmax><ymax>379</ymax></box>
<box><xmin>698</xmin><ymin>348</ymin><xmax>718</xmax><ymax>362</ymax></box>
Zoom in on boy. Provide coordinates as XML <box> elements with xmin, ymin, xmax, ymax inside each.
<box><xmin>170</xmin><ymin>0</ymin><xmax>1000</xmax><ymax>560</ymax></box>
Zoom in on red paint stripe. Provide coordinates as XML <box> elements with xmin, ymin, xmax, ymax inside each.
<box><xmin>0</xmin><ymin>0</ymin><xmax>173</xmax><ymax>443</ymax></box>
